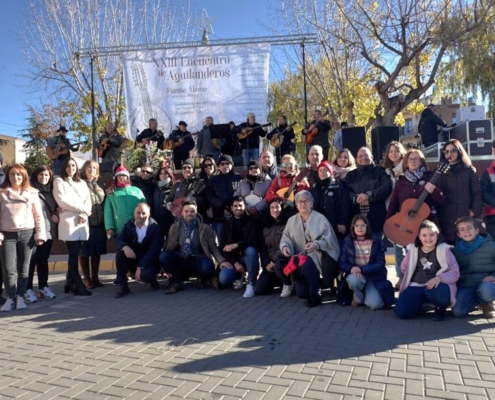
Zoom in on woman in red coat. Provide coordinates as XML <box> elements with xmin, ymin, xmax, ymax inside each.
<box><xmin>385</xmin><ymin>149</ymin><xmax>445</xmax><ymax>288</ymax></box>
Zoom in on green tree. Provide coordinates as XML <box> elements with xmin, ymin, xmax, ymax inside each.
<box><xmin>21</xmin><ymin>106</ymin><xmax>53</xmax><ymax>175</ymax></box>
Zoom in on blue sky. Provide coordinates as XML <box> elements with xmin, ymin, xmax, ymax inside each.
<box><xmin>0</xmin><ymin>0</ymin><xmax>281</xmax><ymax>138</ymax></box>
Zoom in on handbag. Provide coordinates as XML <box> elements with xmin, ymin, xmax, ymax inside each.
<box><xmin>336</xmin><ymin>273</ymin><xmax>353</xmax><ymax>306</ymax></box>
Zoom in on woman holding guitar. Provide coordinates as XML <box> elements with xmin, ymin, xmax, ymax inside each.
<box><xmin>385</xmin><ymin>149</ymin><xmax>446</xmax><ymax>289</ymax></box>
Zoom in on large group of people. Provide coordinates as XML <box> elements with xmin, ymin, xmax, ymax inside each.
<box><xmin>0</xmin><ymin>111</ymin><xmax>494</xmax><ymax>323</ymax></box>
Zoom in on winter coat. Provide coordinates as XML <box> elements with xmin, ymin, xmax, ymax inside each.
<box><xmin>206</xmin><ymin>171</ymin><xmax>243</xmax><ymax>222</ymax></box>
<box><xmin>305</xmin><ymin>119</ymin><xmax>331</xmax><ymax>148</ymax></box>
<box><xmin>267</xmin><ymin>124</ymin><xmax>295</xmax><ymax>156</ymax></box>
<box><xmin>99</xmin><ymin>132</ymin><xmax>124</xmax><ymax>164</ymax></box>
<box><xmin>197</xmin><ymin>126</ymin><xmax>220</xmax><ymax>157</ymax></box>
<box><xmin>53</xmin><ymin>177</ymin><xmax>91</xmax><ymax>241</ymax></box>
<box><xmin>84</xmin><ymin>179</ymin><xmax>105</xmax><ymax>227</ymax></box>
<box><xmin>30</xmin><ymin>181</ymin><xmax>58</xmax><ymax>241</ymax></box>
<box><xmin>260</xmin><ymin>208</ymin><xmax>291</xmax><ymax>267</ymax></box>
<box><xmin>312</xmin><ymin>178</ymin><xmax>351</xmax><ymax>236</ymax></box>
<box><xmin>132</xmin><ymin>176</ymin><xmax>155</xmax><ymax>208</ymax></box>
<box><xmin>338</xmin><ymin>234</ymin><xmax>395</xmax><ymax>307</ymax></box>
<box><xmin>0</xmin><ymin>188</ymin><xmax>46</xmax><ymax>242</ymax></box>
<box><xmin>481</xmin><ymin>161</ymin><xmax>495</xmax><ymax>223</ymax></box>
<box><xmin>438</xmin><ymin>162</ymin><xmax>482</xmax><ymax>242</ymax></box>
<box><xmin>165</xmin><ymin>177</ymin><xmax>206</xmax><ymax>207</ymax></box>
<box><xmin>234</xmin><ymin>174</ymin><xmax>272</xmax><ymax>215</ymax></box>
<box><xmin>345</xmin><ymin>165</ymin><xmax>392</xmax><ymax>233</ymax></box>
<box><xmin>452</xmin><ymin>233</ymin><xmax>495</xmax><ymax>287</ymax></box>
<box><xmin>280</xmin><ymin>210</ymin><xmax>340</xmax><ymax>274</ymax></box>
<box><xmin>385</xmin><ymin>171</ymin><xmax>446</xmax><ymax>226</ymax></box>
<box><xmin>165</xmin><ymin>216</ymin><xmax>226</xmax><ymax>265</ymax></box>
<box><xmin>384</xmin><ymin>161</ymin><xmax>404</xmax><ymax>209</ymax></box>
<box><xmin>238</xmin><ymin>122</ymin><xmax>266</xmax><ymax>150</ymax></box>
<box><xmin>169</xmin><ymin>129</ymin><xmax>195</xmax><ymax>159</ymax></box>
<box><xmin>152</xmin><ymin>183</ymin><xmax>175</xmax><ymax>237</ymax></box>
<box><xmin>418</xmin><ymin>107</ymin><xmax>446</xmax><ymax>145</ymax></box>
<box><xmin>263</xmin><ymin>164</ymin><xmax>279</xmax><ymax>180</ymax></box>
<box><xmin>400</xmin><ymin>243</ymin><xmax>460</xmax><ymax>307</ymax></box>
<box><xmin>220</xmin><ymin>214</ymin><xmax>259</xmax><ymax>264</ymax></box>
<box><xmin>265</xmin><ymin>174</ymin><xmax>310</xmax><ymax>204</ymax></box>
<box><xmin>104</xmin><ymin>185</ymin><xmax>146</xmax><ymax>235</ymax></box>
<box><xmin>115</xmin><ymin>217</ymin><xmax>162</xmax><ymax>271</ymax></box>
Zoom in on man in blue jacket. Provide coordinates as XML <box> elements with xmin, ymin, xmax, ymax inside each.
<box><xmin>114</xmin><ymin>203</ymin><xmax>162</xmax><ymax>298</ymax></box>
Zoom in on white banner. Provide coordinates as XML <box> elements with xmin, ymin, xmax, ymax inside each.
<box><xmin>122</xmin><ymin>44</ymin><xmax>271</xmax><ymax>140</ymax></box>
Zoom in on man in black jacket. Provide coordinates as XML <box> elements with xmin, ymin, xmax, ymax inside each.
<box><xmin>303</xmin><ymin>110</ymin><xmax>331</xmax><ymax>160</ymax></box>
<box><xmin>206</xmin><ymin>154</ymin><xmax>242</xmax><ymax>239</ymax></box>
<box><xmin>136</xmin><ymin>118</ymin><xmax>164</xmax><ymax>149</ymax></box>
<box><xmin>114</xmin><ymin>203</ymin><xmax>162</xmax><ymax>298</ymax></box>
<box><xmin>418</xmin><ymin>104</ymin><xmax>447</xmax><ymax>148</ymax></box>
<box><xmin>267</xmin><ymin>116</ymin><xmax>295</xmax><ymax>165</ymax></box>
<box><xmin>218</xmin><ymin>196</ymin><xmax>260</xmax><ymax>298</ymax></box>
<box><xmin>346</xmin><ymin>147</ymin><xmax>392</xmax><ymax>237</ymax></box>
<box><xmin>238</xmin><ymin>113</ymin><xmax>266</xmax><ymax>166</ymax></box>
<box><xmin>131</xmin><ymin>164</ymin><xmax>155</xmax><ymax>207</ymax></box>
<box><xmin>169</xmin><ymin>121</ymin><xmax>195</xmax><ymax>170</ymax></box>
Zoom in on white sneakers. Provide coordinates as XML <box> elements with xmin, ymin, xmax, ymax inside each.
<box><xmin>39</xmin><ymin>287</ymin><xmax>56</xmax><ymax>299</ymax></box>
<box><xmin>243</xmin><ymin>283</ymin><xmax>255</xmax><ymax>298</ymax></box>
<box><xmin>234</xmin><ymin>278</ymin><xmax>244</xmax><ymax>290</ymax></box>
<box><xmin>0</xmin><ymin>299</ymin><xmax>14</xmax><ymax>312</ymax></box>
<box><xmin>280</xmin><ymin>284</ymin><xmax>293</xmax><ymax>298</ymax></box>
<box><xmin>24</xmin><ymin>289</ymin><xmax>38</xmax><ymax>303</ymax></box>
<box><xmin>16</xmin><ymin>296</ymin><xmax>27</xmax><ymax>310</ymax></box>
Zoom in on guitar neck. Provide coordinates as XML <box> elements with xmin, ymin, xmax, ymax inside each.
<box><xmin>411</xmin><ymin>170</ymin><xmax>441</xmax><ymax>213</ymax></box>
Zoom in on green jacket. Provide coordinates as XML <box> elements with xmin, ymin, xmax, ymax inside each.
<box><xmin>452</xmin><ymin>233</ymin><xmax>495</xmax><ymax>287</ymax></box>
<box><xmin>104</xmin><ymin>185</ymin><xmax>146</xmax><ymax>235</ymax></box>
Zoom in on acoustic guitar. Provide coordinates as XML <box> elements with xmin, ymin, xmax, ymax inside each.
<box><xmin>383</xmin><ymin>162</ymin><xmax>450</xmax><ymax>247</ymax></box>
<box><xmin>169</xmin><ymin>180</ymin><xmax>206</xmax><ymax>219</ymax></box>
<box><xmin>237</xmin><ymin>123</ymin><xmax>272</xmax><ymax>140</ymax></box>
<box><xmin>275</xmin><ymin>168</ymin><xmax>311</xmax><ymax>202</ymax></box>
<box><xmin>304</xmin><ymin>110</ymin><xmax>329</xmax><ymax>145</ymax></box>
<box><xmin>46</xmin><ymin>140</ymin><xmax>88</xmax><ymax>160</ymax></box>
<box><xmin>270</xmin><ymin>122</ymin><xmax>298</xmax><ymax>148</ymax></box>
<box><xmin>163</xmin><ymin>132</ymin><xmax>199</xmax><ymax>150</ymax></box>
<box><xmin>137</xmin><ymin>130</ymin><xmax>164</xmax><ymax>148</ymax></box>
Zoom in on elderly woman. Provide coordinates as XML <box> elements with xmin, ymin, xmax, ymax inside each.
<box><xmin>266</xmin><ymin>154</ymin><xmax>309</xmax><ymax>206</ymax></box>
<box><xmin>234</xmin><ymin>160</ymin><xmax>272</xmax><ymax>217</ymax></box>
<box><xmin>278</xmin><ymin>190</ymin><xmax>340</xmax><ymax>307</ymax></box>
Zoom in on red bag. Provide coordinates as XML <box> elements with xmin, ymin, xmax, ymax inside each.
<box><xmin>283</xmin><ymin>254</ymin><xmax>309</xmax><ymax>276</ymax></box>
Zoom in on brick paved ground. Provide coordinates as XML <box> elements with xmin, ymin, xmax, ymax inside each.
<box><xmin>0</xmin><ymin>269</ymin><xmax>494</xmax><ymax>400</ymax></box>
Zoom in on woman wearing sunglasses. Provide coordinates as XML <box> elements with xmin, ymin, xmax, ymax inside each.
<box><xmin>438</xmin><ymin>139</ymin><xmax>482</xmax><ymax>244</ymax></box>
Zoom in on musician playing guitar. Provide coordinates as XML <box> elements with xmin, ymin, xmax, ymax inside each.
<box><xmin>303</xmin><ymin>110</ymin><xmax>331</xmax><ymax>160</ymax></box>
<box><xmin>136</xmin><ymin>118</ymin><xmax>164</xmax><ymax>149</ymax></box>
<box><xmin>196</xmin><ymin>116</ymin><xmax>220</xmax><ymax>162</ymax></box>
<box><xmin>169</xmin><ymin>121</ymin><xmax>196</xmax><ymax>170</ymax></box>
<box><xmin>46</xmin><ymin>126</ymin><xmax>81</xmax><ymax>175</ymax></box>
<box><xmin>265</xmin><ymin>154</ymin><xmax>310</xmax><ymax>207</ymax></box>
<box><xmin>238</xmin><ymin>113</ymin><xmax>267</xmax><ymax>166</ymax></box>
<box><xmin>98</xmin><ymin>122</ymin><xmax>124</xmax><ymax>164</ymax></box>
<box><xmin>267</xmin><ymin>115</ymin><xmax>295</xmax><ymax>165</ymax></box>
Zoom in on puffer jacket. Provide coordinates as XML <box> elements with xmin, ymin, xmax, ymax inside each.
<box><xmin>104</xmin><ymin>185</ymin><xmax>146</xmax><ymax>235</ymax></box>
<box><xmin>234</xmin><ymin>174</ymin><xmax>272</xmax><ymax>214</ymax></box>
<box><xmin>438</xmin><ymin>162</ymin><xmax>482</xmax><ymax>242</ymax></box>
<box><xmin>345</xmin><ymin>164</ymin><xmax>392</xmax><ymax>233</ymax></box>
<box><xmin>338</xmin><ymin>234</ymin><xmax>395</xmax><ymax>308</ymax></box>
<box><xmin>452</xmin><ymin>233</ymin><xmax>495</xmax><ymax>287</ymax></box>
<box><xmin>84</xmin><ymin>179</ymin><xmax>105</xmax><ymax>227</ymax></box>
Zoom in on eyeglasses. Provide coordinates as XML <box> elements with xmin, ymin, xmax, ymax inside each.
<box><xmin>443</xmin><ymin>149</ymin><xmax>458</xmax><ymax>155</ymax></box>
<box><xmin>282</xmin><ymin>163</ymin><xmax>294</xmax><ymax>168</ymax></box>
<box><xmin>220</xmin><ymin>162</ymin><xmax>230</xmax><ymax>166</ymax></box>
<box><xmin>353</xmin><ymin>224</ymin><xmax>367</xmax><ymax>229</ymax></box>
<box><xmin>182</xmin><ymin>166</ymin><xmax>193</xmax><ymax>170</ymax></box>
<box><xmin>204</xmin><ymin>163</ymin><xmax>213</xmax><ymax>167</ymax></box>
<box><xmin>297</xmin><ymin>200</ymin><xmax>310</xmax><ymax>205</ymax></box>
<box><xmin>141</xmin><ymin>170</ymin><xmax>153</xmax><ymax>174</ymax></box>
<box><xmin>408</xmin><ymin>157</ymin><xmax>421</xmax><ymax>162</ymax></box>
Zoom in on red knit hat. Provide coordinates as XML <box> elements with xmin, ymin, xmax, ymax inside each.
<box><xmin>318</xmin><ymin>161</ymin><xmax>334</xmax><ymax>175</ymax></box>
<box><xmin>114</xmin><ymin>166</ymin><xmax>130</xmax><ymax>178</ymax></box>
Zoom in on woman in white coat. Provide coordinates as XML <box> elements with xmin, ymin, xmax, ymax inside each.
<box><xmin>53</xmin><ymin>158</ymin><xmax>92</xmax><ymax>296</ymax></box>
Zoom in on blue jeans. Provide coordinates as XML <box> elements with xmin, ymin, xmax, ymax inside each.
<box><xmin>218</xmin><ymin>246</ymin><xmax>259</xmax><ymax>286</ymax></box>
<box><xmin>54</xmin><ymin>159</ymin><xmax>63</xmax><ymax>176</ymax></box>
<box><xmin>394</xmin><ymin>283</ymin><xmax>450</xmax><ymax>319</ymax></box>
<box><xmin>242</xmin><ymin>149</ymin><xmax>259</xmax><ymax>166</ymax></box>
<box><xmin>159</xmin><ymin>251</ymin><xmax>214</xmax><ymax>284</ymax></box>
<box><xmin>394</xmin><ymin>244</ymin><xmax>406</xmax><ymax>278</ymax></box>
<box><xmin>346</xmin><ymin>274</ymin><xmax>384</xmax><ymax>309</ymax></box>
<box><xmin>452</xmin><ymin>282</ymin><xmax>495</xmax><ymax>317</ymax></box>
<box><xmin>212</xmin><ymin>222</ymin><xmax>224</xmax><ymax>243</ymax></box>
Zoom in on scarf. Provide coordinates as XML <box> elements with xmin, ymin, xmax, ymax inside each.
<box><xmin>31</xmin><ymin>180</ymin><xmax>52</xmax><ymax>195</ymax></box>
<box><xmin>404</xmin><ymin>167</ymin><xmax>425</xmax><ymax>183</ymax></box>
<box><xmin>182</xmin><ymin>217</ymin><xmax>199</xmax><ymax>256</ymax></box>
<box><xmin>456</xmin><ymin>234</ymin><xmax>484</xmax><ymax>255</ymax></box>
<box><xmin>157</xmin><ymin>178</ymin><xmax>171</xmax><ymax>188</ymax></box>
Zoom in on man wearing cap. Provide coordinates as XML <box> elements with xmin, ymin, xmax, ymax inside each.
<box><xmin>47</xmin><ymin>126</ymin><xmax>81</xmax><ymax>175</ymax></box>
<box><xmin>169</xmin><ymin>121</ymin><xmax>195</xmax><ymax>170</ymax></box>
<box><xmin>165</xmin><ymin>159</ymin><xmax>206</xmax><ymax>216</ymax></box>
<box><xmin>205</xmin><ymin>154</ymin><xmax>243</xmax><ymax>239</ymax></box>
<box><xmin>234</xmin><ymin>160</ymin><xmax>272</xmax><ymax>217</ymax></box>
<box><xmin>136</xmin><ymin>118</ymin><xmax>164</xmax><ymax>149</ymax></box>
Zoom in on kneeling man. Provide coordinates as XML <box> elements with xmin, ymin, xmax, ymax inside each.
<box><xmin>114</xmin><ymin>203</ymin><xmax>162</xmax><ymax>298</ymax></box>
<box><xmin>160</xmin><ymin>200</ymin><xmax>228</xmax><ymax>294</ymax></box>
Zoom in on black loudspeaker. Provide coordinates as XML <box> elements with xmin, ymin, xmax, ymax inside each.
<box><xmin>342</xmin><ymin>126</ymin><xmax>367</xmax><ymax>158</ymax></box>
<box><xmin>99</xmin><ymin>162</ymin><xmax>117</xmax><ymax>179</ymax></box>
<box><xmin>371</xmin><ymin>126</ymin><xmax>400</xmax><ymax>161</ymax></box>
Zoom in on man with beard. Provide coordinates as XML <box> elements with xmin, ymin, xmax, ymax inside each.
<box><xmin>345</xmin><ymin>147</ymin><xmax>392</xmax><ymax>238</ymax></box>
<box><xmin>206</xmin><ymin>154</ymin><xmax>243</xmax><ymax>239</ymax></box>
<box><xmin>160</xmin><ymin>200</ymin><xmax>228</xmax><ymax>294</ymax></box>
<box><xmin>267</xmin><ymin>116</ymin><xmax>295</xmax><ymax>165</ymax></box>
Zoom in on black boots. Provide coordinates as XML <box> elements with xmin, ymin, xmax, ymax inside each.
<box><xmin>64</xmin><ymin>274</ymin><xmax>92</xmax><ymax>296</ymax></box>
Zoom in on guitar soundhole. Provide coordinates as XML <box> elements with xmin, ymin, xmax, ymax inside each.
<box><xmin>407</xmin><ymin>211</ymin><xmax>417</xmax><ymax>218</ymax></box>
